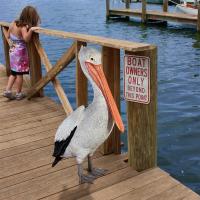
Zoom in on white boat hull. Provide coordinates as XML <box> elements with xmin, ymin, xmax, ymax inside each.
<box><xmin>175</xmin><ymin>4</ymin><xmax>198</xmax><ymax>15</ymax></box>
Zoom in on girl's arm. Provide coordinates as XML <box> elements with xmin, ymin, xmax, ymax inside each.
<box><xmin>3</xmin><ymin>22</ymin><xmax>14</xmax><ymax>46</ymax></box>
<box><xmin>21</xmin><ymin>26</ymin><xmax>40</xmax><ymax>42</ymax></box>
<box><xmin>21</xmin><ymin>26</ymin><xmax>33</xmax><ymax>42</ymax></box>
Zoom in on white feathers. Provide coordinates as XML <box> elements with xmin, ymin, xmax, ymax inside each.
<box><xmin>55</xmin><ymin>105</ymin><xmax>85</xmax><ymax>142</ymax></box>
<box><xmin>79</xmin><ymin>46</ymin><xmax>101</xmax><ymax>65</ymax></box>
<box><xmin>53</xmin><ymin>46</ymin><xmax>115</xmax><ymax>163</ymax></box>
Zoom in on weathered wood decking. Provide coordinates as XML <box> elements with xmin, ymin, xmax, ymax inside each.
<box><xmin>0</xmin><ymin>68</ymin><xmax>200</xmax><ymax>200</ymax></box>
<box><xmin>109</xmin><ymin>8</ymin><xmax>197</xmax><ymax>24</ymax></box>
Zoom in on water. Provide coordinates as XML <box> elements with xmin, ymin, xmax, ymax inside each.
<box><xmin>0</xmin><ymin>0</ymin><xmax>200</xmax><ymax>194</ymax></box>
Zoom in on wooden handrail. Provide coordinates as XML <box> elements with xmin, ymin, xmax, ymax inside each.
<box><xmin>0</xmin><ymin>22</ymin><xmax>154</xmax><ymax>52</ymax></box>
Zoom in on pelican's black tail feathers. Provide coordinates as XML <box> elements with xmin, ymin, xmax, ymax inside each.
<box><xmin>52</xmin><ymin>126</ymin><xmax>77</xmax><ymax>167</ymax></box>
<box><xmin>52</xmin><ymin>156</ymin><xmax>62</xmax><ymax>167</ymax></box>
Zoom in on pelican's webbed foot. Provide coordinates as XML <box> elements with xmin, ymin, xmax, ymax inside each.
<box><xmin>78</xmin><ymin>164</ymin><xmax>95</xmax><ymax>184</ymax></box>
<box><xmin>87</xmin><ymin>155</ymin><xmax>108</xmax><ymax>178</ymax></box>
<box><xmin>80</xmin><ymin>174</ymin><xmax>95</xmax><ymax>184</ymax></box>
<box><xmin>89</xmin><ymin>168</ymin><xmax>108</xmax><ymax>177</ymax></box>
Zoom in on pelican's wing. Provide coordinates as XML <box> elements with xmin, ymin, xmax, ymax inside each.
<box><xmin>55</xmin><ymin>105</ymin><xmax>85</xmax><ymax>142</ymax></box>
<box><xmin>52</xmin><ymin>106</ymin><xmax>85</xmax><ymax>160</ymax></box>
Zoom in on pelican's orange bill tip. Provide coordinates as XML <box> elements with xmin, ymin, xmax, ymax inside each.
<box><xmin>85</xmin><ymin>61</ymin><xmax>125</xmax><ymax>133</ymax></box>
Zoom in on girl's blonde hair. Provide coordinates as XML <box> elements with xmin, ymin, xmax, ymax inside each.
<box><xmin>15</xmin><ymin>6</ymin><xmax>41</xmax><ymax>28</ymax></box>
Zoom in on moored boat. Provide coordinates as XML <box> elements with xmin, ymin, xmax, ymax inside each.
<box><xmin>175</xmin><ymin>0</ymin><xmax>198</xmax><ymax>15</ymax></box>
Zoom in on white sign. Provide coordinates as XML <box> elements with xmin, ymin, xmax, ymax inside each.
<box><xmin>124</xmin><ymin>55</ymin><xmax>150</xmax><ymax>104</ymax></box>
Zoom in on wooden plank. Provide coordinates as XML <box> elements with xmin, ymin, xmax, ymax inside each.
<box><xmin>182</xmin><ymin>192</ymin><xmax>200</xmax><ymax>200</ymax></box>
<box><xmin>0</xmin><ymin>137</ymin><xmax>53</xmax><ymax>159</ymax></box>
<box><xmin>126</xmin><ymin>47</ymin><xmax>157</xmax><ymax>171</ymax></box>
<box><xmin>0</xmin><ymin>104</ymin><xmax>57</xmax><ymax>120</ymax></box>
<box><xmin>0</xmin><ymin>117</ymin><xmax>63</xmax><ymax>145</ymax></box>
<box><xmin>125</xmin><ymin>0</ymin><xmax>130</xmax><ymax>9</ymax></box>
<box><xmin>34</xmin><ymin>38</ymin><xmax>73</xmax><ymax>115</ymax></box>
<box><xmin>125</xmin><ymin>0</ymin><xmax>130</xmax><ymax>20</ymax></box>
<box><xmin>106</xmin><ymin>0</ymin><xmax>110</xmax><ymax>19</ymax></box>
<box><xmin>0</xmin><ymin>23</ymin><xmax>151</xmax><ymax>52</ymax></box>
<box><xmin>27</xmin><ymin>42</ymin><xmax>76</xmax><ymax>99</ymax></box>
<box><xmin>0</xmin><ymin>128</ymin><xmax>56</xmax><ymax>151</ymax></box>
<box><xmin>110</xmin><ymin>176</ymin><xmax>178</xmax><ymax>200</ymax></box>
<box><xmin>142</xmin><ymin>0</ymin><xmax>147</xmax><ymax>23</ymax></box>
<box><xmin>0</xmin><ymin>96</ymin><xmax>60</xmax><ymax>112</ymax></box>
<box><xmin>43</xmin><ymin>167</ymin><xmax>138</xmax><ymax>200</ymax></box>
<box><xmin>33</xmin><ymin>29</ymin><xmax>152</xmax><ymax>52</ymax></box>
<box><xmin>0</xmin><ymin>108</ymin><xmax>60</xmax><ymax>128</ymax></box>
<box><xmin>0</xmin><ymin>105</ymin><xmax>63</xmax><ymax>127</ymax></box>
<box><xmin>0</xmin><ymin>114</ymin><xmax>64</xmax><ymax>142</ymax></box>
<box><xmin>77</xmin><ymin>168</ymin><xmax>169</xmax><ymax>200</ymax></box>
<box><xmin>163</xmin><ymin>0</ymin><xmax>168</xmax><ymax>12</ymax></box>
<box><xmin>0</xmin><ymin>63</ymin><xmax>6</xmax><ymax>76</ymax></box>
<box><xmin>101</xmin><ymin>47</ymin><xmax>121</xmax><ymax>155</ymax></box>
<box><xmin>0</xmin><ymin>103</ymin><xmax>61</xmax><ymax>120</ymax></box>
<box><xmin>1</xmin><ymin>27</ymin><xmax>10</xmax><ymax>76</ymax></box>
<box><xmin>76</xmin><ymin>41</ymin><xmax>88</xmax><ymax>107</ymax></box>
<box><xmin>27</xmin><ymin>33</ymin><xmax>43</xmax><ymax>97</ymax></box>
<box><xmin>0</xmin><ymin>100</ymin><xmax>62</xmax><ymax>121</ymax></box>
<box><xmin>0</xmin><ymin>154</ymin><xmax>127</xmax><ymax>200</ymax></box>
<box><xmin>113</xmin><ymin>48</ymin><xmax>121</xmax><ymax>154</ymax></box>
<box><xmin>0</xmin><ymin>109</ymin><xmax>63</xmax><ymax>130</ymax></box>
<box><xmin>0</xmin><ymin>150</ymin><xmax>102</xmax><ymax>192</ymax></box>
<box><xmin>109</xmin><ymin>9</ymin><xmax>197</xmax><ymax>24</ymax></box>
<box><xmin>147</xmin><ymin>184</ymin><xmax>200</xmax><ymax>200</ymax></box>
<box><xmin>0</xmin><ymin>146</ymin><xmax>53</xmax><ymax>178</ymax></box>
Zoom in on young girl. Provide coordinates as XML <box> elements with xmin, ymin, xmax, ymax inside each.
<box><xmin>3</xmin><ymin>6</ymin><xmax>41</xmax><ymax>100</ymax></box>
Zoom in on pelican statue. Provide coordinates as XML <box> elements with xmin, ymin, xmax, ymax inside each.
<box><xmin>52</xmin><ymin>46</ymin><xmax>124</xmax><ymax>184</ymax></box>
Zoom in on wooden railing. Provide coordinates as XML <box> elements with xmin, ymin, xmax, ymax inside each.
<box><xmin>106</xmin><ymin>0</ymin><xmax>200</xmax><ymax>31</ymax></box>
<box><xmin>0</xmin><ymin>21</ymin><xmax>157</xmax><ymax>172</ymax></box>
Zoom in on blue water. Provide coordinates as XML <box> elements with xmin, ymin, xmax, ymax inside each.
<box><xmin>0</xmin><ymin>0</ymin><xmax>200</xmax><ymax>194</ymax></box>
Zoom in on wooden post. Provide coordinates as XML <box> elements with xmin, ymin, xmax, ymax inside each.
<box><xmin>125</xmin><ymin>0</ymin><xmax>130</xmax><ymax>21</ymax></box>
<box><xmin>27</xmin><ymin>33</ymin><xmax>43</xmax><ymax>97</ymax></box>
<box><xmin>197</xmin><ymin>4</ymin><xmax>200</xmax><ymax>31</ymax></box>
<box><xmin>1</xmin><ymin>27</ymin><xmax>10</xmax><ymax>76</ymax></box>
<box><xmin>126</xmin><ymin>46</ymin><xmax>157</xmax><ymax>171</ymax></box>
<box><xmin>163</xmin><ymin>0</ymin><xmax>168</xmax><ymax>12</ymax></box>
<box><xmin>126</xmin><ymin>0</ymin><xmax>130</xmax><ymax>9</ymax></box>
<box><xmin>76</xmin><ymin>41</ymin><xmax>88</xmax><ymax>107</ymax></box>
<box><xmin>101</xmin><ymin>46</ymin><xmax>121</xmax><ymax>155</ymax></box>
<box><xmin>106</xmin><ymin>0</ymin><xmax>110</xmax><ymax>20</ymax></box>
<box><xmin>142</xmin><ymin>0</ymin><xmax>147</xmax><ymax>23</ymax></box>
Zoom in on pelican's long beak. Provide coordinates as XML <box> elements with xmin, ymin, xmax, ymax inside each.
<box><xmin>85</xmin><ymin>61</ymin><xmax>124</xmax><ymax>133</ymax></box>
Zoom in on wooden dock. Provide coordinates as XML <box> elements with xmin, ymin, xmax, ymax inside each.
<box><xmin>0</xmin><ymin>68</ymin><xmax>200</xmax><ymax>200</ymax></box>
<box><xmin>0</xmin><ymin>21</ymin><xmax>200</xmax><ymax>199</ymax></box>
<box><xmin>106</xmin><ymin>0</ymin><xmax>200</xmax><ymax>30</ymax></box>
<box><xmin>109</xmin><ymin>8</ymin><xmax>197</xmax><ymax>24</ymax></box>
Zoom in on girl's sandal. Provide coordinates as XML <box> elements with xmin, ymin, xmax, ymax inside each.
<box><xmin>3</xmin><ymin>91</ymin><xmax>16</xmax><ymax>100</ymax></box>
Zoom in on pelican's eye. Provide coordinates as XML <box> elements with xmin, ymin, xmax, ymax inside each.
<box><xmin>90</xmin><ymin>57</ymin><xmax>95</xmax><ymax>62</ymax></box>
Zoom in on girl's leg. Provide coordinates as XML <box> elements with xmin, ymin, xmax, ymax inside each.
<box><xmin>6</xmin><ymin>75</ymin><xmax>16</xmax><ymax>91</ymax></box>
<box><xmin>15</xmin><ymin>75</ymin><xmax>26</xmax><ymax>100</ymax></box>
<box><xmin>15</xmin><ymin>75</ymin><xmax>23</xmax><ymax>93</ymax></box>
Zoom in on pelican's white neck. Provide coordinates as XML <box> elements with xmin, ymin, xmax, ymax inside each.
<box><xmin>92</xmin><ymin>81</ymin><xmax>106</xmax><ymax>105</ymax></box>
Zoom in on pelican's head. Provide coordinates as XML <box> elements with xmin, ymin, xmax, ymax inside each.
<box><xmin>78</xmin><ymin>46</ymin><xmax>124</xmax><ymax>133</ymax></box>
<box><xmin>78</xmin><ymin>46</ymin><xmax>101</xmax><ymax>80</ymax></box>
